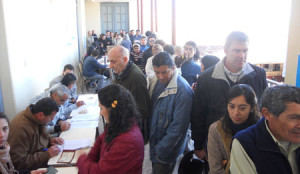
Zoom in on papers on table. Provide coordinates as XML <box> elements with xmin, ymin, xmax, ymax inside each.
<box><xmin>71</xmin><ymin>120</ymin><xmax>98</xmax><ymax>128</ymax></box>
<box><xmin>63</xmin><ymin>139</ymin><xmax>92</xmax><ymax>150</ymax></box>
<box><xmin>77</xmin><ymin>94</ymin><xmax>98</xmax><ymax>106</ymax></box>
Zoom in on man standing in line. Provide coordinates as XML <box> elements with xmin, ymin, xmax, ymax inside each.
<box><xmin>108</xmin><ymin>46</ymin><xmax>151</xmax><ymax>143</ymax></box>
<box><xmin>231</xmin><ymin>85</ymin><xmax>300</xmax><ymax>174</ymax></box>
<box><xmin>148</xmin><ymin>52</ymin><xmax>193</xmax><ymax>173</ymax></box>
<box><xmin>191</xmin><ymin>31</ymin><xmax>267</xmax><ymax>159</ymax></box>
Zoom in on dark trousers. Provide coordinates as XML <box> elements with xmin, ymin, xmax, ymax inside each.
<box><xmin>152</xmin><ymin>162</ymin><xmax>175</xmax><ymax>174</ymax></box>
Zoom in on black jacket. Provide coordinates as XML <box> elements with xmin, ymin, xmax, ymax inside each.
<box><xmin>191</xmin><ymin>60</ymin><xmax>267</xmax><ymax>150</ymax></box>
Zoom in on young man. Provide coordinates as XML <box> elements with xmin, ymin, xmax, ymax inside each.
<box><xmin>130</xmin><ymin>44</ymin><xmax>144</xmax><ymax>72</ymax></box>
<box><xmin>148</xmin><ymin>52</ymin><xmax>193</xmax><ymax>174</ymax></box>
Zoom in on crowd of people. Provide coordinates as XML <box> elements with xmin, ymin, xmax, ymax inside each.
<box><xmin>1</xmin><ymin>30</ymin><xmax>300</xmax><ymax>174</ymax></box>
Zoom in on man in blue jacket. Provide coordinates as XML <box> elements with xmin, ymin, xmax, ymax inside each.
<box><xmin>148</xmin><ymin>52</ymin><xmax>193</xmax><ymax>174</ymax></box>
<box><xmin>231</xmin><ymin>85</ymin><xmax>300</xmax><ymax>174</ymax></box>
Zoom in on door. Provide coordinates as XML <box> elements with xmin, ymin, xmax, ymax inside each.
<box><xmin>100</xmin><ymin>2</ymin><xmax>129</xmax><ymax>33</ymax></box>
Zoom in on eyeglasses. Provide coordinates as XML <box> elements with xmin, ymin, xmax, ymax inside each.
<box><xmin>184</xmin><ymin>47</ymin><xmax>194</xmax><ymax>52</ymax></box>
<box><xmin>149</xmin><ymin>40</ymin><xmax>155</xmax><ymax>43</ymax></box>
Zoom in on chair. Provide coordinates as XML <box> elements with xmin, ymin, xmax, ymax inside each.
<box><xmin>78</xmin><ymin>61</ymin><xmax>97</xmax><ymax>94</ymax></box>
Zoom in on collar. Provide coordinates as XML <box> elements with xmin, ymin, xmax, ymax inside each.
<box><xmin>113</xmin><ymin>61</ymin><xmax>133</xmax><ymax>80</ymax></box>
<box><xmin>211</xmin><ymin>57</ymin><xmax>254</xmax><ymax>83</ymax></box>
<box><xmin>265</xmin><ymin>119</ymin><xmax>300</xmax><ymax>155</ymax></box>
<box><xmin>149</xmin><ymin>69</ymin><xmax>178</xmax><ymax>98</ymax></box>
<box><xmin>25</xmin><ymin>106</ymin><xmax>42</xmax><ymax>125</ymax></box>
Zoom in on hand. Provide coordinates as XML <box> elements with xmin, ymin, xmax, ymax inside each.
<box><xmin>51</xmin><ymin>137</ymin><xmax>64</xmax><ymax>145</ymax></box>
<box><xmin>194</xmin><ymin>149</ymin><xmax>207</xmax><ymax>160</ymax></box>
<box><xmin>31</xmin><ymin>169</ymin><xmax>47</xmax><ymax>174</ymax></box>
<box><xmin>76</xmin><ymin>101</ymin><xmax>84</xmax><ymax>107</ymax></box>
<box><xmin>60</xmin><ymin>121</ymin><xmax>71</xmax><ymax>131</ymax></box>
<box><xmin>47</xmin><ymin>145</ymin><xmax>60</xmax><ymax>157</ymax></box>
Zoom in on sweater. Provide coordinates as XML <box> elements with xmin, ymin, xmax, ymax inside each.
<box><xmin>76</xmin><ymin>125</ymin><xmax>144</xmax><ymax>174</ymax></box>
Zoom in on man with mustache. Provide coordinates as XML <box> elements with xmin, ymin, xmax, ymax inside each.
<box><xmin>191</xmin><ymin>31</ymin><xmax>267</xmax><ymax>160</ymax></box>
<box><xmin>231</xmin><ymin>85</ymin><xmax>300</xmax><ymax>174</ymax></box>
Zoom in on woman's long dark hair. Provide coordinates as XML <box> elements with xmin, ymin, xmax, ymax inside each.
<box><xmin>222</xmin><ymin>84</ymin><xmax>260</xmax><ymax>134</ymax></box>
<box><xmin>98</xmin><ymin>84</ymin><xmax>140</xmax><ymax>144</ymax></box>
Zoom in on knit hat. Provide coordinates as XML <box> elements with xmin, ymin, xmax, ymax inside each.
<box><xmin>133</xmin><ymin>43</ymin><xmax>140</xmax><ymax>48</ymax></box>
<box><xmin>201</xmin><ymin>55</ymin><xmax>220</xmax><ymax>70</ymax></box>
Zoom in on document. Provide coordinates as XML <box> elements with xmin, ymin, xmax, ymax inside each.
<box><xmin>71</xmin><ymin>120</ymin><xmax>99</xmax><ymax>128</ymax></box>
<box><xmin>63</xmin><ymin>139</ymin><xmax>92</xmax><ymax>150</ymax></box>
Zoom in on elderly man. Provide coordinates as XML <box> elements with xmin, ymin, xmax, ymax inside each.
<box><xmin>148</xmin><ymin>52</ymin><xmax>193</xmax><ymax>173</ymax></box>
<box><xmin>191</xmin><ymin>31</ymin><xmax>267</xmax><ymax>159</ymax></box>
<box><xmin>108</xmin><ymin>46</ymin><xmax>150</xmax><ymax>143</ymax></box>
<box><xmin>31</xmin><ymin>83</ymin><xmax>71</xmax><ymax>136</ymax></box>
<box><xmin>8</xmin><ymin>98</ymin><xmax>64</xmax><ymax>172</ymax></box>
<box><xmin>231</xmin><ymin>85</ymin><xmax>300</xmax><ymax>174</ymax></box>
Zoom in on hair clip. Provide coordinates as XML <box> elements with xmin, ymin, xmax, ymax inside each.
<box><xmin>111</xmin><ymin>100</ymin><xmax>118</xmax><ymax>108</ymax></box>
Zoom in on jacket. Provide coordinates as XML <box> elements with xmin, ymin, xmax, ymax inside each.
<box><xmin>181</xmin><ymin>59</ymin><xmax>201</xmax><ymax>86</ymax></box>
<box><xmin>148</xmin><ymin>71</ymin><xmax>193</xmax><ymax>163</ymax></box>
<box><xmin>235</xmin><ymin>118</ymin><xmax>300</xmax><ymax>174</ymax></box>
<box><xmin>8</xmin><ymin>106</ymin><xmax>51</xmax><ymax>172</ymax></box>
<box><xmin>191</xmin><ymin>59</ymin><xmax>267</xmax><ymax>150</ymax></box>
<box><xmin>207</xmin><ymin>120</ymin><xmax>231</xmax><ymax>174</ymax></box>
<box><xmin>0</xmin><ymin>143</ymin><xmax>18</xmax><ymax>174</ymax></box>
<box><xmin>112</xmin><ymin>61</ymin><xmax>151</xmax><ymax>143</ymax></box>
<box><xmin>76</xmin><ymin>124</ymin><xmax>144</xmax><ymax>174</ymax></box>
<box><xmin>83</xmin><ymin>56</ymin><xmax>106</xmax><ymax>77</ymax></box>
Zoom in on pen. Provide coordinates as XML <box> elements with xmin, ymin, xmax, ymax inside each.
<box><xmin>43</xmin><ymin>148</ymin><xmax>48</xmax><ymax>151</ymax></box>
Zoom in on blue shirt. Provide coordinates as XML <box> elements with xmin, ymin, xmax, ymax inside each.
<box><xmin>181</xmin><ymin>59</ymin><xmax>201</xmax><ymax>86</ymax></box>
<box><xmin>83</xmin><ymin>56</ymin><xmax>106</xmax><ymax>77</ymax></box>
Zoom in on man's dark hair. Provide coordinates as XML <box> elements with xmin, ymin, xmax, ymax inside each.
<box><xmin>91</xmin><ymin>49</ymin><xmax>99</xmax><ymax>57</ymax></box>
<box><xmin>201</xmin><ymin>55</ymin><xmax>220</xmax><ymax>70</ymax></box>
<box><xmin>145</xmin><ymin>31</ymin><xmax>153</xmax><ymax>37</ymax></box>
<box><xmin>30</xmin><ymin>98</ymin><xmax>59</xmax><ymax>116</ymax></box>
<box><xmin>98</xmin><ymin>84</ymin><xmax>140</xmax><ymax>144</ymax></box>
<box><xmin>148</xmin><ymin>34</ymin><xmax>157</xmax><ymax>40</ymax></box>
<box><xmin>63</xmin><ymin>64</ymin><xmax>74</xmax><ymax>72</ymax></box>
<box><xmin>0</xmin><ymin>112</ymin><xmax>9</xmax><ymax>124</ymax></box>
<box><xmin>152</xmin><ymin>51</ymin><xmax>174</xmax><ymax>68</ymax></box>
<box><xmin>136</xmin><ymin>29</ymin><xmax>140</xmax><ymax>32</ymax></box>
<box><xmin>61</xmin><ymin>73</ymin><xmax>77</xmax><ymax>87</ymax></box>
<box><xmin>164</xmin><ymin>44</ymin><xmax>175</xmax><ymax>55</ymax></box>
<box><xmin>260</xmin><ymin>85</ymin><xmax>300</xmax><ymax>117</ymax></box>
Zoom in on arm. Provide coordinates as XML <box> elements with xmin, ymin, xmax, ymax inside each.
<box><xmin>77</xmin><ymin>134</ymin><xmax>143</xmax><ymax>174</ymax></box>
<box><xmin>191</xmin><ymin>76</ymin><xmax>208</xmax><ymax>150</ymax></box>
<box><xmin>156</xmin><ymin>91</ymin><xmax>193</xmax><ymax>163</ymax></box>
<box><xmin>230</xmin><ymin>139</ymin><xmax>257</xmax><ymax>174</ymax></box>
<box><xmin>207</xmin><ymin>123</ymin><xmax>226</xmax><ymax>174</ymax></box>
<box><xmin>9</xmin><ymin>128</ymin><xmax>50</xmax><ymax>170</ymax></box>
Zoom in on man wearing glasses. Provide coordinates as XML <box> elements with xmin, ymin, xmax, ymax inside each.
<box><xmin>142</xmin><ymin>34</ymin><xmax>157</xmax><ymax>72</ymax></box>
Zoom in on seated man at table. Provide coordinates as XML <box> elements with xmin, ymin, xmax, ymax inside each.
<box><xmin>30</xmin><ymin>83</ymin><xmax>71</xmax><ymax>136</ymax></box>
<box><xmin>8</xmin><ymin>98</ymin><xmax>64</xmax><ymax>172</ymax></box>
<box><xmin>49</xmin><ymin>64</ymin><xmax>77</xmax><ymax>103</ymax></box>
<box><xmin>230</xmin><ymin>85</ymin><xmax>300</xmax><ymax>174</ymax></box>
<box><xmin>83</xmin><ymin>49</ymin><xmax>107</xmax><ymax>90</ymax></box>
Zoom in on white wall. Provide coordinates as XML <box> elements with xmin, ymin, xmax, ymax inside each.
<box><xmin>0</xmin><ymin>0</ymin><xmax>80</xmax><ymax>119</ymax></box>
<box><xmin>85</xmin><ymin>0</ymin><xmax>138</xmax><ymax>35</ymax></box>
<box><xmin>285</xmin><ymin>0</ymin><xmax>300</xmax><ymax>85</ymax></box>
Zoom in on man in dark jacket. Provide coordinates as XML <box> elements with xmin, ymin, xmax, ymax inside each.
<box><xmin>191</xmin><ymin>31</ymin><xmax>267</xmax><ymax>160</ymax></box>
<box><xmin>231</xmin><ymin>85</ymin><xmax>300</xmax><ymax>174</ymax></box>
<box><xmin>142</xmin><ymin>35</ymin><xmax>156</xmax><ymax>71</ymax></box>
<box><xmin>108</xmin><ymin>46</ymin><xmax>151</xmax><ymax>143</ymax></box>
